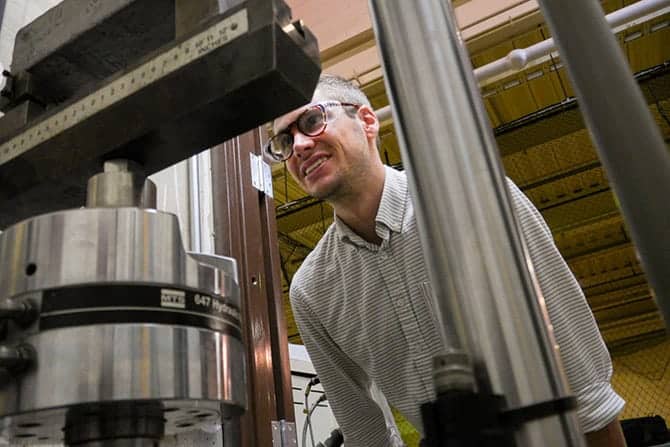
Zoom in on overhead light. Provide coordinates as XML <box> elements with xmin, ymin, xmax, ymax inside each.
<box><xmin>651</xmin><ymin>20</ymin><xmax>669</xmax><ymax>33</ymax></box>
<box><xmin>503</xmin><ymin>79</ymin><xmax>521</xmax><ymax>90</ymax></box>
<box><xmin>624</xmin><ymin>31</ymin><xmax>643</xmax><ymax>42</ymax></box>
<box><xmin>549</xmin><ymin>62</ymin><xmax>564</xmax><ymax>72</ymax></box>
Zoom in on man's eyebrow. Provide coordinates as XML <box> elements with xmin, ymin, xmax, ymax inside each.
<box><xmin>274</xmin><ymin>106</ymin><xmax>309</xmax><ymax>136</ymax></box>
<box><xmin>273</xmin><ymin>119</ymin><xmax>292</xmax><ymax>136</ymax></box>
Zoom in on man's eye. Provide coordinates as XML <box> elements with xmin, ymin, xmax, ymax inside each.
<box><xmin>301</xmin><ymin>113</ymin><xmax>322</xmax><ymax>131</ymax></box>
<box><xmin>278</xmin><ymin>133</ymin><xmax>293</xmax><ymax>146</ymax></box>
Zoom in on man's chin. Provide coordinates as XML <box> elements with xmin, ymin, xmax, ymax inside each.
<box><xmin>307</xmin><ymin>182</ymin><xmax>338</xmax><ymax>201</ymax></box>
<box><xmin>309</xmin><ymin>188</ymin><xmax>334</xmax><ymax>201</ymax></box>
<box><xmin>303</xmin><ymin>176</ymin><xmax>333</xmax><ymax>200</ymax></box>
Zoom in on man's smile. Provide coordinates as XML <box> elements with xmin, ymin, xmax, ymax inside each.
<box><xmin>302</xmin><ymin>155</ymin><xmax>331</xmax><ymax>178</ymax></box>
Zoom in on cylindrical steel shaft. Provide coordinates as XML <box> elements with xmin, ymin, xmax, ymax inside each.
<box><xmin>536</xmin><ymin>0</ymin><xmax>670</xmax><ymax>328</ymax></box>
<box><xmin>368</xmin><ymin>1</ymin><xmax>585</xmax><ymax>444</ymax></box>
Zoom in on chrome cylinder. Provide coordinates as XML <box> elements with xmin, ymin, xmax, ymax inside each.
<box><xmin>0</xmin><ymin>207</ymin><xmax>245</xmax><ymax>445</ymax></box>
<box><xmin>87</xmin><ymin>160</ymin><xmax>157</xmax><ymax>209</ymax></box>
<box><xmin>368</xmin><ymin>0</ymin><xmax>584</xmax><ymax>445</ymax></box>
<box><xmin>535</xmin><ymin>0</ymin><xmax>670</xmax><ymax>328</ymax></box>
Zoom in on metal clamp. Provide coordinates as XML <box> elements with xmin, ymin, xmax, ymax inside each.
<box><xmin>0</xmin><ymin>298</ymin><xmax>37</xmax><ymax>328</ymax></box>
<box><xmin>272</xmin><ymin>420</ymin><xmax>297</xmax><ymax>447</ymax></box>
<box><xmin>250</xmin><ymin>153</ymin><xmax>274</xmax><ymax>198</ymax></box>
<box><xmin>0</xmin><ymin>343</ymin><xmax>35</xmax><ymax>385</ymax></box>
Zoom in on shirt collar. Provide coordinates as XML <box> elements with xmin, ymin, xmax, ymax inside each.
<box><xmin>334</xmin><ymin>166</ymin><xmax>409</xmax><ymax>247</ymax></box>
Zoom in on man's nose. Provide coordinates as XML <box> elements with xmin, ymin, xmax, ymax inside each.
<box><xmin>292</xmin><ymin>131</ymin><xmax>315</xmax><ymax>158</ymax></box>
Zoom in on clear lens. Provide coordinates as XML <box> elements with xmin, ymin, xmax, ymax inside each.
<box><xmin>267</xmin><ymin>133</ymin><xmax>293</xmax><ymax>161</ymax></box>
<box><xmin>298</xmin><ymin>106</ymin><xmax>326</xmax><ymax>136</ymax></box>
<box><xmin>265</xmin><ymin>103</ymin><xmax>335</xmax><ymax>162</ymax></box>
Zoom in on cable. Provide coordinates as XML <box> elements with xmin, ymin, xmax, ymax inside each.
<box><xmin>302</xmin><ymin>393</ymin><xmax>328</xmax><ymax>447</ymax></box>
<box><xmin>302</xmin><ymin>376</ymin><xmax>320</xmax><ymax>447</ymax></box>
<box><xmin>304</xmin><ymin>395</ymin><xmax>315</xmax><ymax>447</ymax></box>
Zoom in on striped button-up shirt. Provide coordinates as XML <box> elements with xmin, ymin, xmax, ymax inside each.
<box><xmin>290</xmin><ymin>166</ymin><xmax>624</xmax><ymax>446</ymax></box>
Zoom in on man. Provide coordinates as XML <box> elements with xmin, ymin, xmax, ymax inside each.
<box><xmin>267</xmin><ymin>74</ymin><xmax>626</xmax><ymax>446</ymax></box>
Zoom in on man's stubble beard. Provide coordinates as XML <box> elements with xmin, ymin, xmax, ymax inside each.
<box><xmin>311</xmin><ymin>158</ymin><xmax>369</xmax><ymax>205</ymax></box>
<box><xmin>309</xmin><ymin>172</ymin><xmax>345</xmax><ymax>201</ymax></box>
<box><xmin>308</xmin><ymin>128</ymin><xmax>373</xmax><ymax>203</ymax></box>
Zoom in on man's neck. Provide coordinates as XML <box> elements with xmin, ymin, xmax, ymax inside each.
<box><xmin>330</xmin><ymin>165</ymin><xmax>386</xmax><ymax>245</ymax></box>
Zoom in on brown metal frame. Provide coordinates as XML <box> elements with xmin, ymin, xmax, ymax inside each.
<box><xmin>211</xmin><ymin>127</ymin><xmax>294</xmax><ymax>447</ymax></box>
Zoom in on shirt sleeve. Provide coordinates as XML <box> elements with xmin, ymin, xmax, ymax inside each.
<box><xmin>290</xmin><ymin>285</ymin><xmax>405</xmax><ymax>447</ymax></box>
<box><xmin>506</xmin><ymin>178</ymin><xmax>625</xmax><ymax>432</ymax></box>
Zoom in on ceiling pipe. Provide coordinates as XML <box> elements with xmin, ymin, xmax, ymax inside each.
<box><xmin>374</xmin><ymin>0</ymin><xmax>670</xmax><ymax>122</ymax></box>
<box><xmin>474</xmin><ymin>0</ymin><xmax>670</xmax><ymax>83</ymax></box>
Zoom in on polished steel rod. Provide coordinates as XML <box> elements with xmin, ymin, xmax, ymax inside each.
<box><xmin>368</xmin><ymin>0</ymin><xmax>584</xmax><ymax>444</ymax></box>
<box><xmin>536</xmin><ymin>0</ymin><xmax>670</xmax><ymax>328</ymax></box>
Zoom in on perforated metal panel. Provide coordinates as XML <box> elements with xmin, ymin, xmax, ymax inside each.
<box><xmin>161</xmin><ymin>427</ymin><xmax>223</xmax><ymax>447</ymax></box>
<box><xmin>612</xmin><ymin>339</ymin><xmax>670</xmax><ymax>423</ymax></box>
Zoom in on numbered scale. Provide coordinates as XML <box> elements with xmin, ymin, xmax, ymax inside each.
<box><xmin>0</xmin><ymin>8</ymin><xmax>249</xmax><ymax>165</ymax></box>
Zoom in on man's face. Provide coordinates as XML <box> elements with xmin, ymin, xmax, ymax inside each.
<box><xmin>273</xmin><ymin>92</ymin><xmax>377</xmax><ymax>201</ymax></box>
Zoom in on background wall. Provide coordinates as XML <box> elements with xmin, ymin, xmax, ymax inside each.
<box><xmin>0</xmin><ymin>0</ymin><xmax>60</xmax><ymax>70</ymax></box>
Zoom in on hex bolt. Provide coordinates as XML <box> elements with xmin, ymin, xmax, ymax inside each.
<box><xmin>0</xmin><ymin>343</ymin><xmax>35</xmax><ymax>379</ymax></box>
<box><xmin>432</xmin><ymin>348</ymin><xmax>476</xmax><ymax>394</ymax></box>
<box><xmin>0</xmin><ymin>299</ymin><xmax>37</xmax><ymax>327</ymax></box>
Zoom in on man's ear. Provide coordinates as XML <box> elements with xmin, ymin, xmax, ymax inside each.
<box><xmin>358</xmin><ymin>105</ymin><xmax>380</xmax><ymax>140</ymax></box>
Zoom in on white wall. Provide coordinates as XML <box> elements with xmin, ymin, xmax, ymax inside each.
<box><xmin>0</xmin><ymin>0</ymin><xmax>61</xmax><ymax>70</ymax></box>
<box><xmin>150</xmin><ymin>152</ymin><xmax>216</xmax><ymax>254</ymax></box>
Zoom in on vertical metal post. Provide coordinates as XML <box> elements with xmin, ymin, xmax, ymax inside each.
<box><xmin>535</xmin><ymin>0</ymin><xmax>670</xmax><ymax>328</ymax></box>
<box><xmin>0</xmin><ymin>1</ymin><xmax>6</xmax><ymax>43</ymax></box>
<box><xmin>188</xmin><ymin>156</ymin><xmax>202</xmax><ymax>252</ymax></box>
<box><xmin>368</xmin><ymin>1</ymin><xmax>584</xmax><ymax>445</ymax></box>
<box><xmin>211</xmin><ymin>128</ymin><xmax>296</xmax><ymax>447</ymax></box>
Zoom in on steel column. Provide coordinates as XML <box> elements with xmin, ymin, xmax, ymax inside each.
<box><xmin>535</xmin><ymin>0</ymin><xmax>670</xmax><ymax>329</ymax></box>
<box><xmin>211</xmin><ymin>129</ymin><xmax>295</xmax><ymax>447</ymax></box>
<box><xmin>368</xmin><ymin>0</ymin><xmax>584</xmax><ymax>445</ymax></box>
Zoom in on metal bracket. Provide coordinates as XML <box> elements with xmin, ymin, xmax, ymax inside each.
<box><xmin>250</xmin><ymin>153</ymin><xmax>274</xmax><ymax>198</ymax></box>
<box><xmin>271</xmin><ymin>420</ymin><xmax>297</xmax><ymax>447</ymax></box>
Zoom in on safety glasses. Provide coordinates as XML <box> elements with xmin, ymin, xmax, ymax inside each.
<box><xmin>264</xmin><ymin>101</ymin><xmax>360</xmax><ymax>162</ymax></box>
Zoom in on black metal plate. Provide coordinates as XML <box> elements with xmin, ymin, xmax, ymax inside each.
<box><xmin>0</xmin><ymin>0</ymin><xmax>320</xmax><ymax>228</ymax></box>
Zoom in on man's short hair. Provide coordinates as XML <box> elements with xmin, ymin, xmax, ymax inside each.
<box><xmin>270</xmin><ymin>73</ymin><xmax>372</xmax><ymax>132</ymax></box>
<box><xmin>315</xmin><ymin>74</ymin><xmax>371</xmax><ymax>108</ymax></box>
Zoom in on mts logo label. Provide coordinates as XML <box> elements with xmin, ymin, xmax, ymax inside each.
<box><xmin>161</xmin><ymin>289</ymin><xmax>186</xmax><ymax>309</ymax></box>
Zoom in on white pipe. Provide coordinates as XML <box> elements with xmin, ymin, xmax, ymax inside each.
<box><xmin>473</xmin><ymin>0</ymin><xmax>670</xmax><ymax>82</ymax></box>
<box><xmin>374</xmin><ymin>0</ymin><xmax>669</xmax><ymax>122</ymax></box>
<box><xmin>198</xmin><ymin>150</ymin><xmax>216</xmax><ymax>255</ymax></box>
<box><xmin>188</xmin><ymin>155</ymin><xmax>202</xmax><ymax>252</ymax></box>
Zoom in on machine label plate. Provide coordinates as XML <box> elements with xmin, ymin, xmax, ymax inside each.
<box><xmin>0</xmin><ymin>8</ymin><xmax>249</xmax><ymax>165</ymax></box>
<box><xmin>39</xmin><ymin>284</ymin><xmax>242</xmax><ymax>337</ymax></box>
<box><xmin>161</xmin><ymin>288</ymin><xmax>187</xmax><ymax>309</ymax></box>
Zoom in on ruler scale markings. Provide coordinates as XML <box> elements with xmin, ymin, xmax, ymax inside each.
<box><xmin>0</xmin><ymin>9</ymin><xmax>249</xmax><ymax>165</ymax></box>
